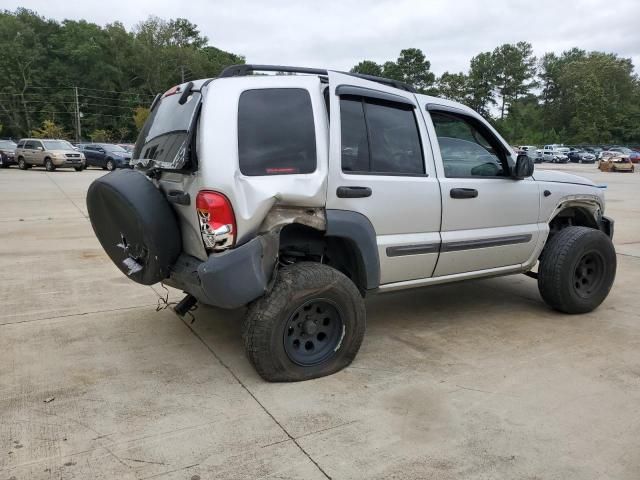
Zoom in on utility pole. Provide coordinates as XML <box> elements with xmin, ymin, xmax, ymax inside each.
<box><xmin>74</xmin><ymin>86</ymin><xmax>81</xmax><ymax>142</ymax></box>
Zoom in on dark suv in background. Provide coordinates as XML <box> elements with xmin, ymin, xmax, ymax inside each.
<box><xmin>78</xmin><ymin>143</ymin><xmax>132</xmax><ymax>170</ymax></box>
<box><xmin>0</xmin><ymin>140</ymin><xmax>17</xmax><ymax>167</ymax></box>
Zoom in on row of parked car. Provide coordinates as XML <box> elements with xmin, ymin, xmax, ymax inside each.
<box><xmin>0</xmin><ymin>138</ymin><xmax>134</xmax><ymax>171</ymax></box>
<box><xmin>515</xmin><ymin>144</ymin><xmax>640</xmax><ymax>166</ymax></box>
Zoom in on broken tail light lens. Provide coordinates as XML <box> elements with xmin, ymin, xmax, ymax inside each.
<box><xmin>196</xmin><ymin>191</ymin><xmax>236</xmax><ymax>251</ymax></box>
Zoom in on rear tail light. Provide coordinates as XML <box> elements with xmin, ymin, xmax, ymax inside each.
<box><xmin>196</xmin><ymin>191</ymin><xmax>236</xmax><ymax>251</ymax></box>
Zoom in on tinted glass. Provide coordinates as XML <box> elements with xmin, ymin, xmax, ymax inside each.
<box><xmin>238</xmin><ymin>88</ymin><xmax>316</xmax><ymax>176</ymax></box>
<box><xmin>431</xmin><ymin>112</ymin><xmax>506</xmax><ymax>178</ymax></box>
<box><xmin>103</xmin><ymin>144</ymin><xmax>127</xmax><ymax>152</ymax></box>
<box><xmin>43</xmin><ymin>140</ymin><xmax>74</xmax><ymax>150</ymax></box>
<box><xmin>365</xmin><ymin>101</ymin><xmax>424</xmax><ymax>174</ymax></box>
<box><xmin>340</xmin><ymin>98</ymin><xmax>369</xmax><ymax>172</ymax></box>
<box><xmin>340</xmin><ymin>97</ymin><xmax>424</xmax><ymax>175</ymax></box>
<box><xmin>24</xmin><ymin>141</ymin><xmax>36</xmax><ymax>149</ymax></box>
<box><xmin>134</xmin><ymin>91</ymin><xmax>201</xmax><ymax>169</ymax></box>
<box><xmin>17</xmin><ymin>141</ymin><xmax>25</xmax><ymax>149</ymax></box>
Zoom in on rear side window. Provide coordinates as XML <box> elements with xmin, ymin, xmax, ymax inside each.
<box><xmin>340</xmin><ymin>97</ymin><xmax>424</xmax><ymax>175</ymax></box>
<box><xmin>238</xmin><ymin>88</ymin><xmax>316</xmax><ymax>176</ymax></box>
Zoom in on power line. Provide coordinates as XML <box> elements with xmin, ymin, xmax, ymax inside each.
<box><xmin>6</xmin><ymin>85</ymin><xmax>156</xmax><ymax>96</ymax></box>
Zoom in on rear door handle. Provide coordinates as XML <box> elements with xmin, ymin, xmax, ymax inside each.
<box><xmin>450</xmin><ymin>188</ymin><xmax>478</xmax><ymax>199</ymax></box>
<box><xmin>336</xmin><ymin>186</ymin><xmax>372</xmax><ymax>198</ymax></box>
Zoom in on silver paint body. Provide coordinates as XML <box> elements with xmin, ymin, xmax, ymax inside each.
<box><xmin>158</xmin><ymin>73</ymin><xmax>606</xmax><ymax>292</ymax></box>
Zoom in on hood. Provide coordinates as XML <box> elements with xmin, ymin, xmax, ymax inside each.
<box><xmin>532</xmin><ymin>169</ymin><xmax>596</xmax><ymax>187</ymax></box>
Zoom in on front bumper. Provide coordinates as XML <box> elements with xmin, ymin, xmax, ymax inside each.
<box><xmin>0</xmin><ymin>153</ymin><xmax>15</xmax><ymax>165</ymax></box>
<box><xmin>600</xmin><ymin>216</ymin><xmax>614</xmax><ymax>239</ymax></box>
<box><xmin>164</xmin><ymin>234</ymin><xmax>278</xmax><ymax>309</ymax></box>
<box><xmin>53</xmin><ymin>157</ymin><xmax>85</xmax><ymax>167</ymax></box>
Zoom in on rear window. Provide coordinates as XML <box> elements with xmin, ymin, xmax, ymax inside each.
<box><xmin>133</xmin><ymin>90</ymin><xmax>201</xmax><ymax>170</ymax></box>
<box><xmin>238</xmin><ymin>88</ymin><xmax>316</xmax><ymax>176</ymax></box>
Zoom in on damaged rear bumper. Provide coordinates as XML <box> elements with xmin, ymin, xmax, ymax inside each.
<box><xmin>164</xmin><ymin>234</ymin><xmax>278</xmax><ymax>309</ymax></box>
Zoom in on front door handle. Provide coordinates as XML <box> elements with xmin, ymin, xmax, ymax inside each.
<box><xmin>450</xmin><ymin>188</ymin><xmax>478</xmax><ymax>199</ymax></box>
<box><xmin>336</xmin><ymin>186</ymin><xmax>372</xmax><ymax>198</ymax></box>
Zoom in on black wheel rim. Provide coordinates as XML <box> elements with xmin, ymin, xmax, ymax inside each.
<box><xmin>283</xmin><ymin>299</ymin><xmax>344</xmax><ymax>367</ymax></box>
<box><xmin>573</xmin><ymin>250</ymin><xmax>605</xmax><ymax>299</ymax></box>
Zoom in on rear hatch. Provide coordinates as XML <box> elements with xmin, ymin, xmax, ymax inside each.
<box><xmin>133</xmin><ymin>82</ymin><xmax>208</xmax><ymax>260</ymax></box>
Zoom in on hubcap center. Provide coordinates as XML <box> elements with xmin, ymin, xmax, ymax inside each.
<box><xmin>302</xmin><ymin>320</ymin><xmax>317</xmax><ymax>335</ymax></box>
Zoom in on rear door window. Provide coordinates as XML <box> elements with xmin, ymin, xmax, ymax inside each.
<box><xmin>238</xmin><ymin>88</ymin><xmax>316</xmax><ymax>176</ymax></box>
<box><xmin>340</xmin><ymin>97</ymin><xmax>424</xmax><ymax>175</ymax></box>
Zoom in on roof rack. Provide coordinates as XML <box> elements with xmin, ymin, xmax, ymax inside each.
<box><xmin>218</xmin><ymin>64</ymin><xmax>416</xmax><ymax>93</ymax></box>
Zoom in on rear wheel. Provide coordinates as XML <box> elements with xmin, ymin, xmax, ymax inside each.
<box><xmin>44</xmin><ymin>158</ymin><xmax>55</xmax><ymax>172</ymax></box>
<box><xmin>244</xmin><ymin>262</ymin><xmax>366</xmax><ymax>382</ymax></box>
<box><xmin>538</xmin><ymin>227</ymin><xmax>616</xmax><ymax>314</ymax></box>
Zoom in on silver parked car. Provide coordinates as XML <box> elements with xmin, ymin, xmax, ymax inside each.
<box><xmin>15</xmin><ymin>138</ymin><xmax>86</xmax><ymax>171</ymax></box>
<box><xmin>86</xmin><ymin>65</ymin><xmax>616</xmax><ymax>382</ymax></box>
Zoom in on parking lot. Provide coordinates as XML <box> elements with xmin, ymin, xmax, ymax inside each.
<box><xmin>1</xmin><ymin>163</ymin><xmax>639</xmax><ymax>479</ymax></box>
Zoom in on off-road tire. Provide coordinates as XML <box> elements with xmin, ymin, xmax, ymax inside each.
<box><xmin>244</xmin><ymin>262</ymin><xmax>366</xmax><ymax>382</ymax></box>
<box><xmin>44</xmin><ymin>158</ymin><xmax>55</xmax><ymax>172</ymax></box>
<box><xmin>538</xmin><ymin>226</ymin><xmax>616</xmax><ymax>314</ymax></box>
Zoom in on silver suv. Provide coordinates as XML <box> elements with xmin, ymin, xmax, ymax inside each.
<box><xmin>87</xmin><ymin>65</ymin><xmax>616</xmax><ymax>382</ymax></box>
<box><xmin>15</xmin><ymin>138</ymin><xmax>86</xmax><ymax>171</ymax></box>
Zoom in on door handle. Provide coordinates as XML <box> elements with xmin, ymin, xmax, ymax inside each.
<box><xmin>450</xmin><ymin>188</ymin><xmax>478</xmax><ymax>199</ymax></box>
<box><xmin>336</xmin><ymin>186</ymin><xmax>372</xmax><ymax>198</ymax></box>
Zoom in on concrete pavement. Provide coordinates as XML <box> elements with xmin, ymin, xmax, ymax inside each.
<box><xmin>1</xmin><ymin>164</ymin><xmax>639</xmax><ymax>479</ymax></box>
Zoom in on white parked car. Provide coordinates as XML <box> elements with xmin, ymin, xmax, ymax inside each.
<box><xmin>542</xmin><ymin>144</ymin><xmax>570</xmax><ymax>163</ymax></box>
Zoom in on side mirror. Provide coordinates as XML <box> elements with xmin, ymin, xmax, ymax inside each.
<box><xmin>37</xmin><ymin>146</ymin><xmax>44</xmax><ymax>151</ymax></box>
<box><xmin>512</xmin><ymin>154</ymin><xmax>534</xmax><ymax>179</ymax></box>
<box><xmin>98</xmin><ymin>148</ymin><xmax>105</xmax><ymax>153</ymax></box>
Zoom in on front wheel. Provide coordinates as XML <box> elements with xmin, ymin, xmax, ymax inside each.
<box><xmin>18</xmin><ymin>157</ymin><xmax>28</xmax><ymax>170</ymax></box>
<box><xmin>44</xmin><ymin>158</ymin><xmax>55</xmax><ymax>172</ymax></box>
<box><xmin>244</xmin><ymin>262</ymin><xmax>366</xmax><ymax>382</ymax></box>
<box><xmin>74</xmin><ymin>166</ymin><xmax>84</xmax><ymax>172</ymax></box>
<box><xmin>538</xmin><ymin>227</ymin><xmax>616</xmax><ymax>314</ymax></box>
<box><xmin>106</xmin><ymin>159</ymin><xmax>115</xmax><ymax>171</ymax></box>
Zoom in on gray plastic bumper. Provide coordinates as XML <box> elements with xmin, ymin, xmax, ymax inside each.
<box><xmin>600</xmin><ymin>216</ymin><xmax>614</xmax><ymax>239</ymax></box>
<box><xmin>165</xmin><ymin>234</ymin><xmax>278</xmax><ymax>309</ymax></box>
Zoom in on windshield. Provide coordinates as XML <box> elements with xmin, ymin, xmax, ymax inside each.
<box><xmin>0</xmin><ymin>140</ymin><xmax>17</xmax><ymax>149</ymax></box>
<box><xmin>134</xmin><ymin>90</ymin><xmax>201</xmax><ymax>170</ymax></box>
<box><xmin>102</xmin><ymin>144</ymin><xmax>127</xmax><ymax>153</ymax></box>
<box><xmin>43</xmin><ymin>140</ymin><xmax>75</xmax><ymax>151</ymax></box>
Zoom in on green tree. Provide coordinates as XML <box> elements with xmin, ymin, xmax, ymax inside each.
<box><xmin>31</xmin><ymin>119</ymin><xmax>68</xmax><ymax>138</ymax></box>
<box><xmin>350</xmin><ymin>60</ymin><xmax>383</xmax><ymax>77</ymax></box>
<box><xmin>133</xmin><ymin>106</ymin><xmax>150</xmax><ymax>131</ymax></box>
<box><xmin>467</xmin><ymin>52</ymin><xmax>496</xmax><ymax>116</ymax></box>
<box><xmin>491</xmin><ymin>42</ymin><xmax>537</xmax><ymax>119</ymax></box>
<box><xmin>437</xmin><ymin>72</ymin><xmax>468</xmax><ymax>103</ymax></box>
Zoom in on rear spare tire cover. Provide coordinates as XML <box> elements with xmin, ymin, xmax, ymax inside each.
<box><xmin>87</xmin><ymin>169</ymin><xmax>182</xmax><ymax>285</ymax></box>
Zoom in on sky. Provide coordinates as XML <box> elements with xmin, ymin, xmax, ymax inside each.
<box><xmin>5</xmin><ymin>0</ymin><xmax>640</xmax><ymax>75</ymax></box>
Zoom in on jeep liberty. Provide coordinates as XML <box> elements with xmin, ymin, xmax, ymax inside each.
<box><xmin>87</xmin><ymin>65</ymin><xmax>616</xmax><ymax>382</ymax></box>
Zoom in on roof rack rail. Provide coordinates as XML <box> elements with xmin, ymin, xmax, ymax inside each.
<box><xmin>342</xmin><ymin>72</ymin><xmax>416</xmax><ymax>93</ymax></box>
<box><xmin>219</xmin><ymin>64</ymin><xmax>328</xmax><ymax>77</ymax></box>
<box><xmin>217</xmin><ymin>64</ymin><xmax>416</xmax><ymax>93</ymax></box>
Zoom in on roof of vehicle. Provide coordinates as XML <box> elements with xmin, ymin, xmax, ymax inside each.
<box><xmin>18</xmin><ymin>138</ymin><xmax>70</xmax><ymax>142</ymax></box>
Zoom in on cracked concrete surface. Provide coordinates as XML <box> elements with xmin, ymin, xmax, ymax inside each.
<box><xmin>1</xmin><ymin>164</ymin><xmax>639</xmax><ymax>479</ymax></box>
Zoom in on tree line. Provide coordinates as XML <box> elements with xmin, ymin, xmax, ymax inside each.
<box><xmin>352</xmin><ymin>45</ymin><xmax>640</xmax><ymax>145</ymax></box>
<box><xmin>1</xmin><ymin>8</ymin><xmax>639</xmax><ymax>146</ymax></box>
<box><xmin>0</xmin><ymin>8</ymin><xmax>243</xmax><ymax>141</ymax></box>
